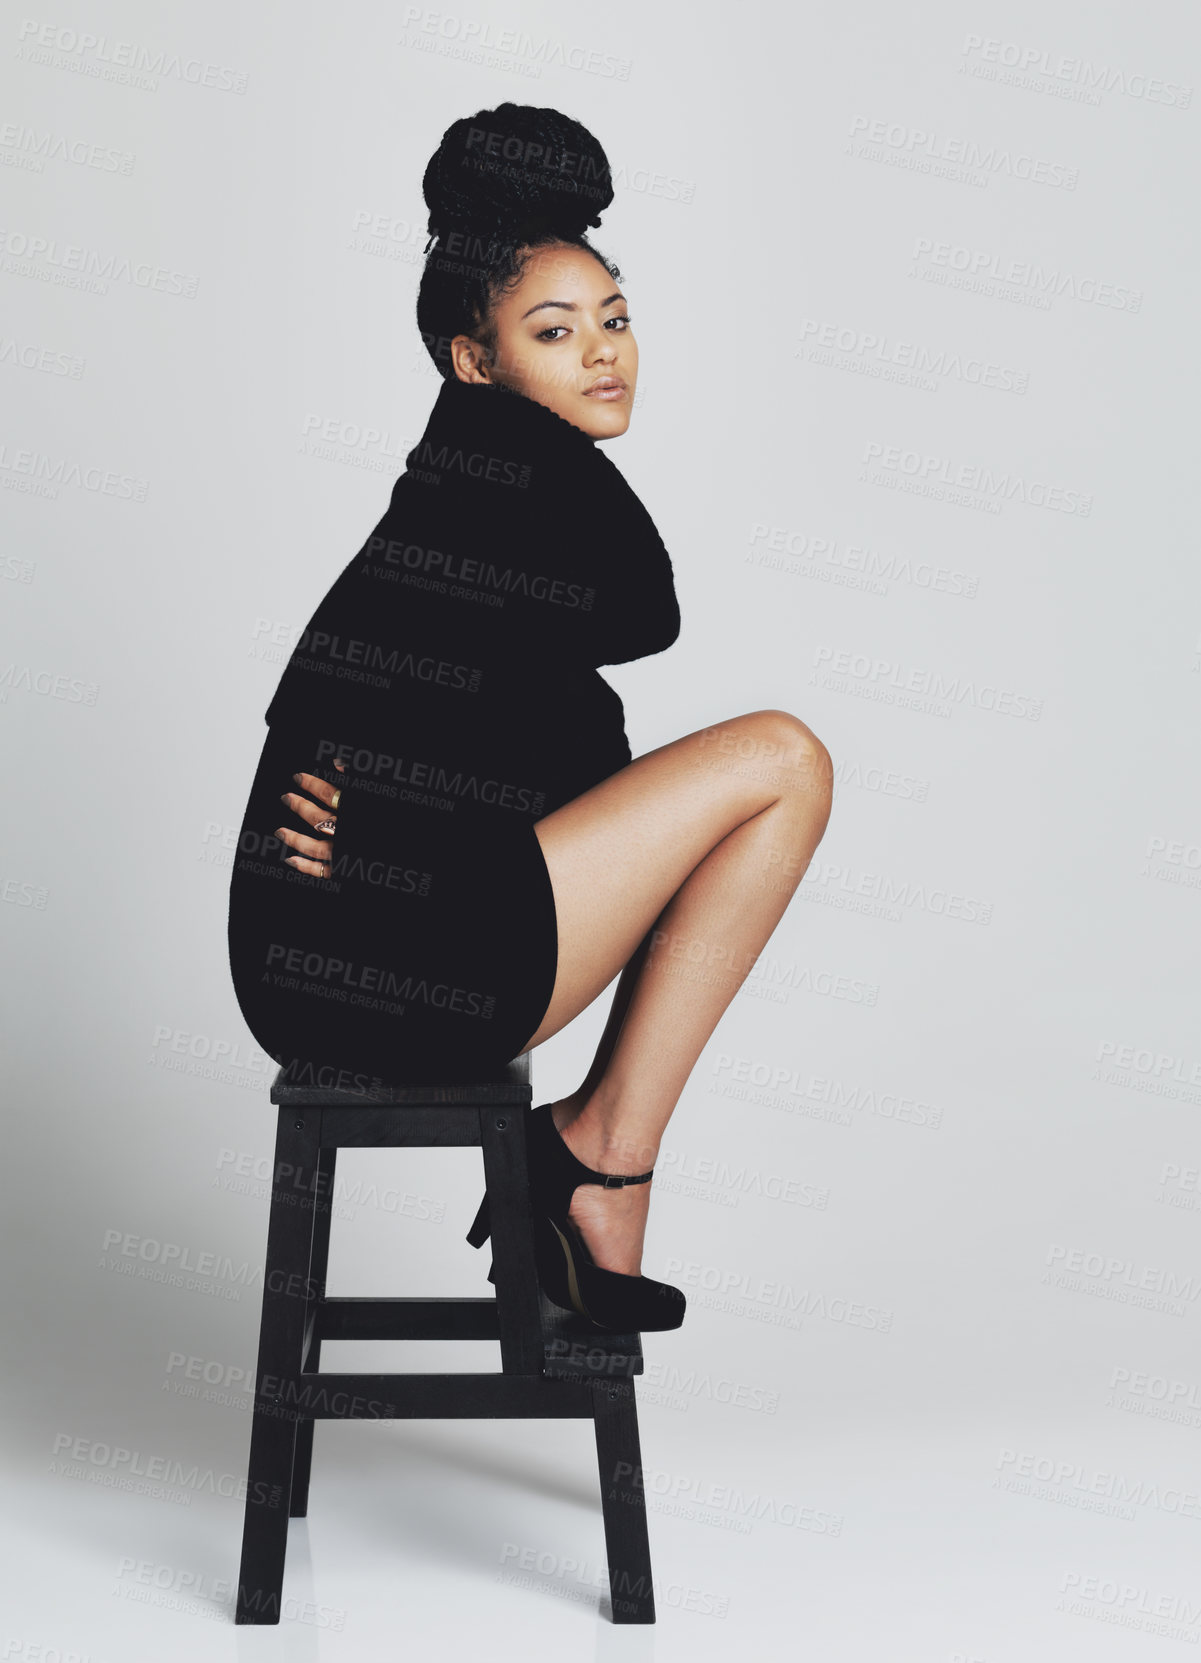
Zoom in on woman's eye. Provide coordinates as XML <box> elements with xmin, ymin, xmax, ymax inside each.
<box><xmin>535</xmin><ymin>316</ymin><xmax>632</xmax><ymax>341</ymax></box>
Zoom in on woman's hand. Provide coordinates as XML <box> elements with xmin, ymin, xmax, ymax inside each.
<box><xmin>276</xmin><ymin>759</ymin><xmax>346</xmax><ymax>879</ymax></box>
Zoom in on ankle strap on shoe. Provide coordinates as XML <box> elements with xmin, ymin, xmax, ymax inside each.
<box><xmin>531</xmin><ymin>1104</ymin><xmax>655</xmax><ymax>1190</ymax></box>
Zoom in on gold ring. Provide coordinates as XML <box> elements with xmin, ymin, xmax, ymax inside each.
<box><xmin>331</xmin><ymin>789</ymin><xmax>341</xmax><ymax>810</ymax></box>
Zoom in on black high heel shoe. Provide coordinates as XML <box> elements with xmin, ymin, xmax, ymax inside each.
<box><xmin>466</xmin><ymin>1102</ymin><xmax>686</xmax><ymax>1333</ymax></box>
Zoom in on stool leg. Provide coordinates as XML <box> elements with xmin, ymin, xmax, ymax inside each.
<box><xmin>290</xmin><ymin>1143</ymin><xmax>337</xmax><ymax>1518</ymax></box>
<box><xmin>592</xmin><ymin>1382</ymin><xmax>656</xmax><ymax>1624</ymax></box>
<box><xmin>478</xmin><ymin>1105</ymin><xmax>543</xmax><ymax>1375</ymax></box>
<box><xmin>236</xmin><ymin>1108</ymin><xmax>322</xmax><ymax>1624</ymax></box>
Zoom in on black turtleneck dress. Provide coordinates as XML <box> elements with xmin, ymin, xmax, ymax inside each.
<box><xmin>226</xmin><ymin>378</ymin><xmax>680</xmax><ymax>1084</ymax></box>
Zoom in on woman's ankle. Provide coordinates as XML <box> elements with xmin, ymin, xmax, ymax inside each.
<box><xmin>552</xmin><ymin>1093</ymin><xmax>659</xmax><ymax>1174</ymax></box>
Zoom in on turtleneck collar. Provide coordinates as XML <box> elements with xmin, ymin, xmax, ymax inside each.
<box><xmin>404</xmin><ymin>375</ymin><xmax>615</xmax><ymax>493</ymax></box>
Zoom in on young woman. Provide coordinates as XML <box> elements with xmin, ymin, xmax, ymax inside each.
<box><xmin>227</xmin><ymin>103</ymin><xmax>833</xmax><ymax>1334</ymax></box>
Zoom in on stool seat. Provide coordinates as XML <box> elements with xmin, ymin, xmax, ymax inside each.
<box><xmin>271</xmin><ymin>1065</ymin><xmax>533</xmax><ymax>1105</ymax></box>
<box><xmin>235</xmin><ymin>1053</ymin><xmax>657</xmax><ymax>1624</ymax></box>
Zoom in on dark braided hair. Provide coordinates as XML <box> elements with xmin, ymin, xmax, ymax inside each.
<box><xmin>417</xmin><ymin>103</ymin><xmax>621</xmax><ymax>378</ymax></box>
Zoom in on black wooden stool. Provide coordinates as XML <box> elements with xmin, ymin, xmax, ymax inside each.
<box><xmin>235</xmin><ymin>1053</ymin><xmax>656</xmax><ymax>1624</ymax></box>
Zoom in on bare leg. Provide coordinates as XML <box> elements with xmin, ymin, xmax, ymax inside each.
<box><xmin>547</xmin><ymin>924</ymin><xmax>658</xmax><ymax>1121</ymax></box>
<box><xmin>516</xmin><ymin>709</ymin><xmax>833</xmax><ymax>1274</ymax></box>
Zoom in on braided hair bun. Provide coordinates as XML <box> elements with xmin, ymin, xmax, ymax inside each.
<box><xmin>422</xmin><ymin>103</ymin><xmax>614</xmax><ymax>245</ymax></box>
<box><xmin>416</xmin><ymin>103</ymin><xmax>620</xmax><ymax>378</ymax></box>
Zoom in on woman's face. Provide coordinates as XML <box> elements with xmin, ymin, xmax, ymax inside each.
<box><xmin>451</xmin><ymin>242</ymin><xmax>638</xmax><ymax>440</ymax></box>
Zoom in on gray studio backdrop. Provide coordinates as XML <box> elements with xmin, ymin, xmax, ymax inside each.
<box><xmin>3</xmin><ymin>1</ymin><xmax>1199</xmax><ymax>1658</ymax></box>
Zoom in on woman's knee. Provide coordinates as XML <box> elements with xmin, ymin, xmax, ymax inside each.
<box><xmin>727</xmin><ymin>707</ymin><xmax>833</xmax><ymax>802</ymax></box>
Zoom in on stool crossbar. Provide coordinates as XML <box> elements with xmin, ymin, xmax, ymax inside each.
<box><xmin>235</xmin><ymin>1054</ymin><xmax>657</xmax><ymax>1624</ymax></box>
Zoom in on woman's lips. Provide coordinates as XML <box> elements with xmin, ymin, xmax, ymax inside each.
<box><xmin>583</xmin><ymin>381</ymin><xmax>627</xmax><ymax>401</ymax></box>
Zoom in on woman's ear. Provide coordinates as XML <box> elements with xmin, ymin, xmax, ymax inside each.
<box><xmin>450</xmin><ymin>335</ymin><xmax>492</xmax><ymax>384</ymax></box>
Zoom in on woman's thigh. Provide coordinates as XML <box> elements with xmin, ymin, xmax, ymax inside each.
<box><xmin>520</xmin><ymin>707</ymin><xmax>831</xmax><ymax>1049</ymax></box>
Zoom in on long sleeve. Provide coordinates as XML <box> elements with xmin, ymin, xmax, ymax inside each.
<box><xmin>338</xmin><ymin>421</ymin><xmax>680</xmax><ymax>676</ymax></box>
<box><xmin>256</xmin><ymin>374</ymin><xmax>680</xmax><ymax>860</ymax></box>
